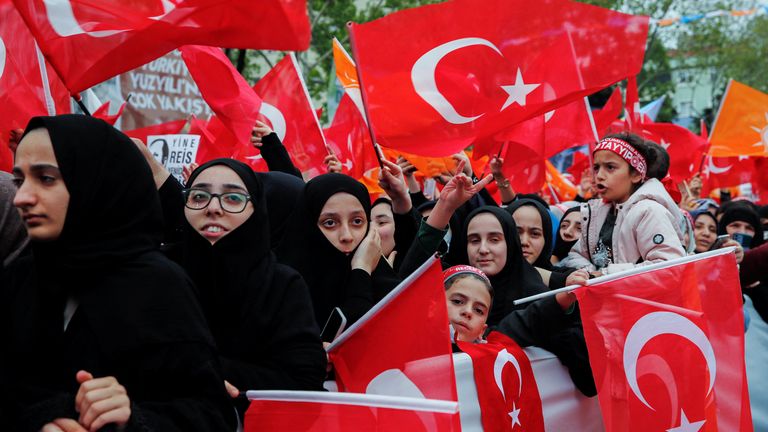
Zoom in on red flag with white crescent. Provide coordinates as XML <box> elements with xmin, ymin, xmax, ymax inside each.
<box><xmin>458</xmin><ymin>332</ymin><xmax>545</xmax><ymax>432</ymax></box>
<box><xmin>252</xmin><ymin>54</ymin><xmax>328</xmax><ymax>178</ymax></box>
<box><xmin>323</xmin><ymin>93</ymin><xmax>378</xmax><ymax>180</ymax></box>
<box><xmin>575</xmin><ymin>250</ymin><xmax>753</xmax><ymax>431</ymax></box>
<box><xmin>348</xmin><ymin>0</ymin><xmax>648</xmax><ymax>157</ymax></box>
<box><xmin>327</xmin><ymin>258</ymin><xmax>458</xmax><ymax>404</ymax></box>
<box><xmin>640</xmin><ymin>122</ymin><xmax>709</xmax><ymax>184</ymax></box>
<box><xmin>12</xmin><ymin>0</ymin><xmax>310</xmax><ymax>94</ymax></box>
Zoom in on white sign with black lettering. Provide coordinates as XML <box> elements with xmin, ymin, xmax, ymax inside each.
<box><xmin>147</xmin><ymin>134</ymin><xmax>201</xmax><ymax>184</ymax></box>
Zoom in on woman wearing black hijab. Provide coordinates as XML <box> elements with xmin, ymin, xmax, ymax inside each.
<box><xmin>2</xmin><ymin>115</ymin><xmax>233</xmax><ymax>431</ymax></box>
<box><xmin>276</xmin><ymin>173</ymin><xmax>400</xmax><ymax>327</ymax></box>
<box><xmin>717</xmin><ymin>203</ymin><xmax>765</xmax><ymax>250</ymax></box>
<box><xmin>505</xmin><ymin>199</ymin><xmax>553</xmax><ymax>269</ymax></box>
<box><xmin>0</xmin><ymin>171</ymin><xmax>29</xmax><ymax>268</ymax></box>
<box><xmin>181</xmin><ymin>159</ymin><xmax>326</xmax><ymax>417</ymax></box>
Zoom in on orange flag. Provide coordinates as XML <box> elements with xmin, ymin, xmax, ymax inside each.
<box><xmin>545</xmin><ymin>161</ymin><xmax>577</xmax><ymax>201</ymax></box>
<box><xmin>710</xmin><ymin>80</ymin><xmax>768</xmax><ymax>157</ymax></box>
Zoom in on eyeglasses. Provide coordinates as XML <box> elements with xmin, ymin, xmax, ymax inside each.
<box><xmin>182</xmin><ymin>188</ymin><xmax>251</xmax><ymax>213</ymax></box>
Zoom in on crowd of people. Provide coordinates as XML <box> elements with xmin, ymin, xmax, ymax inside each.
<box><xmin>1</xmin><ymin>113</ymin><xmax>766</xmax><ymax>431</ymax></box>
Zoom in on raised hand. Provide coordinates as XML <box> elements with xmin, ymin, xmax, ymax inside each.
<box><xmin>251</xmin><ymin>120</ymin><xmax>274</xmax><ymax>147</ymax></box>
<box><xmin>378</xmin><ymin>158</ymin><xmax>412</xmax><ymax>214</ymax></box>
<box><xmin>324</xmin><ymin>153</ymin><xmax>343</xmax><ymax>173</ymax></box>
<box><xmin>437</xmin><ymin>160</ymin><xmax>493</xmax><ymax>211</ymax></box>
<box><xmin>351</xmin><ymin>225</ymin><xmax>382</xmax><ymax>275</ymax></box>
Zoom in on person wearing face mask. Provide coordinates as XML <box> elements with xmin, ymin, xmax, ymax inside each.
<box><xmin>180</xmin><ymin>159</ymin><xmax>327</xmax><ymax>419</ymax></box>
<box><xmin>2</xmin><ymin>115</ymin><xmax>234</xmax><ymax>432</ymax></box>
<box><xmin>275</xmin><ymin>173</ymin><xmax>400</xmax><ymax>327</ymax></box>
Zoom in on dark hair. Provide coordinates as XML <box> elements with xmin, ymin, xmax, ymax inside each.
<box><xmin>444</xmin><ymin>273</ymin><xmax>495</xmax><ymax>302</ymax></box>
<box><xmin>645</xmin><ymin>141</ymin><xmax>670</xmax><ymax>180</ymax></box>
<box><xmin>603</xmin><ymin>132</ymin><xmax>658</xmax><ymax>176</ymax></box>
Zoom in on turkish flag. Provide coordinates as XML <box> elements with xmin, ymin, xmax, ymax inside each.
<box><xmin>702</xmin><ymin>156</ymin><xmax>755</xmax><ymax>190</ymax></box>
<box><xmin>124</xmin><ymin>118</ymin><xmax>186</xmax><ymax>143</ymax></box>
<box><xmin>327</xmin><ymin>257</ymin><xmax>457</xmax><ymax>402</ymax></box>
<box><xmin>458</xmin><ymin>332</ymin><xmax>545</xmax><ymax>432</ymax></box>
<box><xmin>12</xmin><ymin>0</ymin><xmax>310</xmax><ymax>94</ymax></box>
<box><xmin>575</xmin><ymin>250</ymin><xmax>753</xmax><ymax>431</ymax></box>
<box><xmin>640</xmin><ymin>122</ymin><xmax>709</xmax><ymax>183</ymax></box>
<box><xmin>624</xmin><ymin>75</ymin><xmax>642</xmax><ymax>132</ymax></box>
<box><xmin>594</xmin><ymin>87</ymin><xmax>623</xmax><ymax>137</ymax></box>
<box><xmin>181</xmin><ymin>45</ymin><xmax>262</xmax><ymax>153</ymax></box>
<box><xmin>348</xmin><ymin>0</ymin><xmax>648</xmax><ymax>157</ymax></box>
<box><xmin>245</xmin><ymin>391</ymin><xmax>460</xmax><ymax>432</ymax></box>
<box><xmin>92</xmin><ymin>100</ymin><xmax>127</xmax><ymax>126</ymax></box>
<box><xmin>709</xmin><ymin>79</ymin><xmax>768</xmax><ymax>157</ymax></box>
<box><xmin>0</xmin><ymin>1</ymin><xmax>70</xmax><ymax>171</ymax></box>
<box><xmin>567</xmin><ymin>150</ymin><xmax>591</xmax><ymax>186</ymax></box>
<box><xmin>323</xmin><ymin>93</ymin><xmax>378</xmax><ymax>180</ymax></box>
<box><xmin>253</xmin><ymin>54</ymin><xmax>328</xmax><ymax>177</ymax></box>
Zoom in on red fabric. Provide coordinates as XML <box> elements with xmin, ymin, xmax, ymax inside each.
<box><xmin>575</xmin><ymin>252</ymin><xmax>752</xmax><ymax>432</ymax></box>
<box><xmin>328</xmin><ymin>259</ymin><xmax>457</xmax><ymax>402</ymax></box>
<box><xmin>348</xmin><ymin>0</ymin><xmax>648</xmax><ymax>157</ymax></box>
<box><xmin>12</xmin><ymin>0</ymin><xmax>310</xmax><ymax>93</ymax></box>
<box><xmin>0</xmin><ymin>1</ymin><xmax>70</xmax><ymax>171</ymax></box>
<box><xmin>702</xmin><ymin>156</ymin><xmax>755</xmax><ymax>190</ymax></box>
<box><xmin>252</xmin><ymin>54</ymin><xmax>328</xmax><ymax>177</ymax></box>
<box><xmin>323</xmin><ymin>93</ymin><xmax>379</xmax><ymax>180</ymax></box>
<box><xmin>181</xmin><ymin>45</ymin><xmax>262</xmax><ymax>155</ymax></box>
<box><xmin>123</xmin><ymin>118</ymin><xmax>186</xmax><ymax>143</ymax></box>
<box><xmin>245</xmin><ymin>395</ymin><xmax>459</xmax><ymax>431</ymax></box>
<box><xmin>594</xmin><ymin>87</ymin><xmax>623</xmax><ymax>138</ymax></box>
<box><xmin>92</xmin><ymin>101</ymin><xmax>126</xmax><ymax>126</ymax></box>
<box><xmin>640</xmin><ymin>122</ymin><xmax>708</xmax><ymax>184</ymax></box>
<box><xmin>624</xmin><ymin>75</ymin><xmax>641</xmax><ymax>132</ymax></box>
<box><xmin>567</xmin><ymin>151</ymin><xmax>591</xmax><ymax>185</ymax></box>
<box><xmin>458</xmin><ymin>332</ymin><xmax>544</xmax><ymax>432</ymax></box>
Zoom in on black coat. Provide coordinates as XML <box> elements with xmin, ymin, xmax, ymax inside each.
<box><xmin>1</xmin><ymin>115</ymin><xmax>233</xmax><ymax>431</ymax></box>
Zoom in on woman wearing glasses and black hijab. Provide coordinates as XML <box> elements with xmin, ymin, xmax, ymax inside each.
<box><xmin>3</xmin><ymin>115</ymin><xmax>234</xmax><ymax>431</ymax></box>
<box><xmin>178</xmin><ymin>159</ymin><xmax>327</xmax><ymax>419</ymax></box>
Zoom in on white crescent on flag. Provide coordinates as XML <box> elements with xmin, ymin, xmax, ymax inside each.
<box><xmin>42</xmin><ymin>0</ymin><xmax>178</xmax><ymax>37</ymax></box>
<box><xmin>411</xmin><ymin>38</ymin><xmax>502</xmax><ymax>125</ymax></box>
<box><xmin>493</xmin><ymin>348</ymin><xmax>523</xmax><ymax>400</ymax></box>
<box><xmin>707</xmin><ymin>156</ymin><xmax>733</xmax><ymax>174</ymax></box>
<box><xmin>0</xmin><ymin>36</ymin><xmax>6</xmax><ymax>80</ymax></box>
<box><xmin>259</xmin><ymin>102</ymin><xmax>287</xmax><ymax>142</ymax></box>
<box><xmin>623</xmin><ymin>311</ymin><xmax>717</xmax><ymax>411</ymax></box>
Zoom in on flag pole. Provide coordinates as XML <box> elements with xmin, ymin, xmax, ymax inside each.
<box><xmin>513</xmin><ymin>247</ymin><xmax>736</xmax><ymax>305</ymax></box>
<box><xmin>347</xmin><ymin>22</ymin><xmax>384</xmax><ymax>169</ymax></box>
<box><xmin>73</xmin><ymin>93</ymin><xmax>92</xmax><ymax>116</ymax></box>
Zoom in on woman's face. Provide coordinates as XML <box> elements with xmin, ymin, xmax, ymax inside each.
<box><xmin>559</xmin><ymin>210</ymin><xmax>582</xmax><ymax>242</ymax></box>
<box><xmin>466</xmin><ymin>213</ymin><xmax>507</xmax><ymax>277</ymax></box>
<box><xmin>184</xmin><ymin>165</ymin><xmax>254</xmax><ymax>244</ymax></box>
<box><xmin>693</xmin><ymin>216</ymin><xmax>717</xmax><ymax>253</ymax></box>
<box><xmin>371</xmin><ymin>202</ymin><xmax>395</xmax><ymax>256</ymax></box>
<box><xmin>725</xmin><ymin>220</ymin><xmax>756</xmax><ymax>237</ymax></box>
<box><xmin>12</xmin><ymin>129</ymin><xmax>70</xmax><ymax>242</ymax></box>
<box><xmin>317</xmin><ymin>192</ymin><xmax>367</xmax><ymax>254</ymax></box>
<box><xmin>512</xmin><ymin>206</ymin><xmax>545</xmax><ymax>265</ymax></box>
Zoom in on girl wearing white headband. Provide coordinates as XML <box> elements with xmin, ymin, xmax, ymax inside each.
<box><xmin>561</xmin><ymin>133</ymin><xmax>685</xmax><ymax>280</ymax></box>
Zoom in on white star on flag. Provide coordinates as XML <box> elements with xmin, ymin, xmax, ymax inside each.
<box><xmin>666</xmin><ymin>409</ymin><xmax>705</xmax><ymax>432</ymax></box>
<box><xmin>508</xmin><ymin>401</ymin><xmax>522</xmax><ymax>428</ymax></box>
<box><xmin>660</xmin><ymin>139</ymin><xmax>671</xmax><ymax>150</ymax></box>
<box><xmin>501</xmin><ymin>68</ymin><xmax>540</xmax><ymax>110</ymax></box>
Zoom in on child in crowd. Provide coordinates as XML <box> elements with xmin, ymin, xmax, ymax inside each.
<box><xmin>444</xmin><ymin>265</ymin><xmax>493</xmax><ymax>343</ymax></box>
<box><xmin>565</xmin><ymin>133</ymin><xmax>686</xmax><ymax>278</ymax></box>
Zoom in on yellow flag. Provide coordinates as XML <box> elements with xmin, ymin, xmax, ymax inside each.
<box><xmin>710</xmin><ymin>79</ymin><xmax>768</xmax><ymax>157</ymax></box>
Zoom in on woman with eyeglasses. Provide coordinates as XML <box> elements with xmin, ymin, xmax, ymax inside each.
<box><xmin>3</xmin><ymin>115</ymin><xmax>234</xmax><ymax>431</ymax></box>
<box><xmin>180</xmin><ymin>159</ymin><xmax>327</xmax><ymax>419</ymax></box>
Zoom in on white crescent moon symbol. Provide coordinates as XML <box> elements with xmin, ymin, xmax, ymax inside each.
<box><xmin>0</xmin><ymin>36</ymin><xmax>6</xmax><ymax>80</ymax></box>
<box><xmin>493</xmin><ymin>348</ymin><xmax>523</xmax><ymax>400</ymax></box>
<box><xmin>259</xmin><ymin>102</ymin><xmax>286</xmax><ymax>142</ymax></box>
<box><xmin>707</xmin><ymin>157</ymin><xmax>732</xmax><ymax>174</ymax></box>
<box><xmin>541</xmin><ymin>82</ymin><xmax>557</xmax><ymax>123</ymax></box>
<box><xmin>623</xmin><ymin>311</ymin><xmax>716</xmax><ymax>411</ymax></box>
<box><xmin>411</xmin><ymin>38</ymin><xmax>502</xmax><ymax>125</ymax></box>
<box><xmin>43</xmin><ymin>0</ymin><xmax>177</xmax><ymax>37</ymax></box>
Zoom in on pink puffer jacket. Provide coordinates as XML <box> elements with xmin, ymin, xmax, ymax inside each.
<box><xmin>561</xmin><ymin>178</ymin><xmax>686</xmax><ymax>274</ymax></box>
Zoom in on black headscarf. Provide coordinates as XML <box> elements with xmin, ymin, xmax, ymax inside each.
<box><xmin>259</xmin><ymin>171</ymin><xmax>305</xmax><ymax>249</ymax></box>
<box><xmin>505</xmin><ymin>199</ymin><xmax>554</xmax><ymax>270</ymax></box>
<box><xmin>717</xmin><ymin>203</ymin><xmax>764</xmax><ymax>249</ymax></box>
<box><xmin>451</xmin><ymin>206</ymin><xmax>548</xmax><ymax>326</ymax></box>
<box><xmin>4</xmin><ymin>115</ymin><xmax>231</xmax><ymax>430</ymax></box>
<box><xmin>276</xmin><ymin>174</ymin><xmax>400</xmax><ymax>325</ymax></box>
<box><xmin>0</xmin><ymin>172</ymin><xmax>29</xmax><ymax>267</ymax></box>
<box><xmin>552</xmin><ymin>206</ymin><xmax>581</xmax><ymax>261</ymax></box>
<box><xmin>181</xmin><ymin>159</ymin><xmax>326</xmax><ymax>406</ymax></box>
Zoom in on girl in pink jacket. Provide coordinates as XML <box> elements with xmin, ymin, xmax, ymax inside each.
<box><xmin>562</xmin><ymin>133</ymin><xmax>685</xmax><ymax>276</ymax></box>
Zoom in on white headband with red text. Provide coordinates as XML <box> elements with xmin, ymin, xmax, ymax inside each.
<box><xmin>593</xmin><ymin>137</ymin><xmax>647</xmax><ymax>179</ymax></box>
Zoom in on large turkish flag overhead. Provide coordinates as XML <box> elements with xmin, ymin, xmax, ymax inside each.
<box><xmin>348</xmin><ymin>0</ymin><xmax>648</xmax><ymax>156</ymax></box>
